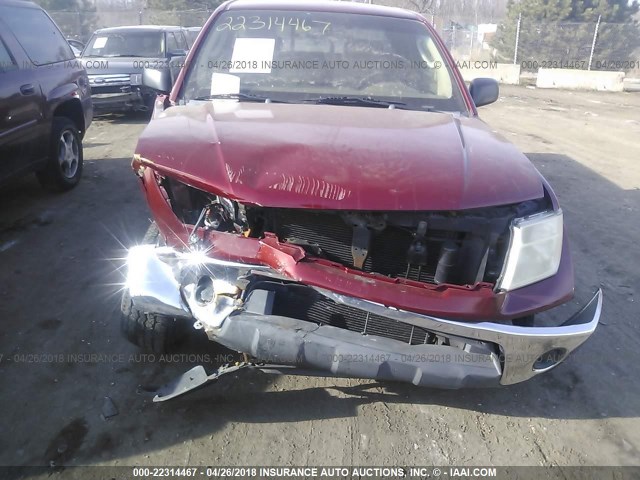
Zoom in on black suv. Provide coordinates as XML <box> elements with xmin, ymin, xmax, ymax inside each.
<box><xmin>0</xmin><ymin>0</ymin><xmax>92</xmax><ymax>191</ymax></box>
<box><xmin>81</xmin><ymin>26</ymin><xmax>189</xmax><ymax>113</ymax></box>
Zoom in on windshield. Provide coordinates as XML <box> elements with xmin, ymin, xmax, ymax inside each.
<box><xmin>181</xmin><ymin>10</ymin><xmax>467</xmax><ymax>113</ymax></box>
<box><xmin>83</xmin><ymin>31</ymin><xmax>165</xmax><ymax>57</ymax></box>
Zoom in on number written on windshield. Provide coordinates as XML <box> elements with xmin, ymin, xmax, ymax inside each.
<box><xmin>216</xmin><ymin>15</ymin><xmax>331</xmax><ymax>34</ymax></box>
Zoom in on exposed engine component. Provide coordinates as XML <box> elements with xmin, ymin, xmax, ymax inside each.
<box><xmin>406</xmin><ymin>220</ymin><xmax>429</xmax><ymax>279</ymax></box>
<box><xmin>434</xmin><ymin>241</ymin><xmax>459</xmax><ymax>284</ymax></box>
<box><xmin>159</xmin><ymin>176</ymin><xmax>250</xmax><ymax>235</ymax></box>
<box><xmin>262</xmin><ymin>208</ymin><xmax>513</xmax><ymax>286</ymax></box>
<box><xmin>159</xmin><ymin>175</ymin><xmax>551</xmax><ymax>288</ymax></box>
<box><xmin>351</xmin><ymin>222</ymin><xmax>371</xmax><ymax>269</ymax></box>
<box><xmin>204</xmin><ymin>203</ymin><xmax>235</xmax><ymax>232</ymax></box>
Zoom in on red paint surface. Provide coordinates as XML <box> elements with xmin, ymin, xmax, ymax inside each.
<box><xmin>134</xmin><ymin>1</ymin><xmax>574</xmax><ymax>322</ymax></box>
<box><xmin>136</xmin><ymin>102</ymin><xmax>544</xmax><ymax>211</ymax></box>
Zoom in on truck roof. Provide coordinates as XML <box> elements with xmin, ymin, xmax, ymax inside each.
<box><xmin>224</xmin><ymin>0</ymin><xmax>422</xmax><ymax>21</ymax></box>
<box><xmin>94</xmin><ymin>25</ymin><xmax>184</xmax><ymax>34</ymax></box>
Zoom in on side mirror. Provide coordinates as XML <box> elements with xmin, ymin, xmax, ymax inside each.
<box><xmin>142</xmin><ymin>67</ymin><xmax>172</xmax><ymax>94</ymax></box>
<box><xmin>469</xmin><ymin>78</ymin><xmax>499</xmax><ymax>107</ymax></box>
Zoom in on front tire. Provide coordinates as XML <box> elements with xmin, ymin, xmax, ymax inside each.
<box><xmin>120</xmin><ymin>222</ymin><xmax>186</xmax><ymax>354</ymax></box>
<box><xmin>36</xmin><ymin>117</ymin><xmax>83</xmax><ymax>192</ymax></box>
<box><xmin>120</xmin><ymin>290</ymin><xmax>186</xmax><ymax>354</ymax></box>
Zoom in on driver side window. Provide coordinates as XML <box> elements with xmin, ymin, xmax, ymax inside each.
<box><xmin>175</xmin><ymin>32</ymin><xmax>188</xmax><ymax>51</ymax></box>
<box><xmin>166</xmin><ymin>32</ymin><xmax>179</xmax><ymax>53</ymax></box>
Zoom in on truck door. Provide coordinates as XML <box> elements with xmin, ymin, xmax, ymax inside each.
<box><xmin>0</xmin><ymin>33</ymin><xmax>43</xmax><ymax>182</ymax></box>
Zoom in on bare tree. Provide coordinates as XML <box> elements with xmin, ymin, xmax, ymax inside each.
<box><xmin>407</xmin><ymin>0</ymin><xmax>436</xmax><ymax>15</ymax></box>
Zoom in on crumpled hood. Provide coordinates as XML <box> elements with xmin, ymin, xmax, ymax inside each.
<box><xmin>135</xmin><ymin>101</ymin><xmax>544</xmax><ymax>210</ymax></box>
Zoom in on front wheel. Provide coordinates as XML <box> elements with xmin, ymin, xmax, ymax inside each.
<box><xmin>36</xmin><ymin>117</ymin><xmax>83</xmax><ymax>192</ymax></box>
<box><xmin>120</xmin><ymin>222</ymin><xmax>186</xmax><ymax>354</ymax></box>
<box><xmin>120</xmin><ymin>290</ymin><xmax>186</xmax><ymax>354</ymax></box>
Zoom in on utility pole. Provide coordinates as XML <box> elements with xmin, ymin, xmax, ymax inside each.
<box><xmin>513</xmin><ymin>12</ymin><xmax>521</xmax><ymax>65</ymax></box>
<box><xmin>588</xmin><ymin>15</ymin><xmax>602</xmax><ymax>71</ymax></box>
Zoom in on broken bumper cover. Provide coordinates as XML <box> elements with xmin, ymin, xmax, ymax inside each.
<box><xmin>125</xmin><ymin>245</ymin><xmax>602</xmax><ymax>388</ymax></box>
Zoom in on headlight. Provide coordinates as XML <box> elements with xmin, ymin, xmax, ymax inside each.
<box><xmin>497</xmin><ymin>210</ymin><xmax>563</xmax><ymax>291</ymax></box>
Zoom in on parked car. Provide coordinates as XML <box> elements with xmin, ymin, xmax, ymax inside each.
<box><xmin>122</xmin><ymin>0</ymin><xmax>602</xmax><ymax>400</ymax></box>
<box><xmin>66</xmin><ymin>38</ymin><xmax>84</xmax><ymax>57</ymax></box>
<box><xmin>81</xmin><ymin>25</ymin><xmax>189</xmax><ymax>113</ymax></box>
<box><xmin>0</xmin><ymin>0</ymin><xmax>92</xmax><ymax>191</ymax></box>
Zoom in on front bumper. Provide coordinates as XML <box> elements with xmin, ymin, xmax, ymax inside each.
<box><xmin>91</xmin><ymin>88</ymin><xmax>150</xmax><ymax>112</ymax></box>
<box><xmin>125</xmin><ymin>244</ymin><xmax>601</xmax><ymax>388</ymax></box>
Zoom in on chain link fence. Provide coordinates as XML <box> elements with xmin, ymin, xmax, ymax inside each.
<box><xmin>493</xmin><ymin>18</ymin><xmax>640</xmax><ymax>73</ymax></box>
<box><xmin>429</xmin><ymin>17</ymin><xmax>639</xmax><ymax>73</ymax></box>
<box><xmin>50</xmin><ymin>8</ymin><xmax>640</xmax><ymax>75</ymax></box>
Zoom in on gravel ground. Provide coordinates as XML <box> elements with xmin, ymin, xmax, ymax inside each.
<box><xmin>0</xmin><ymin>86</ymin><xmax>639</xmax><ymax>472</ymax></box>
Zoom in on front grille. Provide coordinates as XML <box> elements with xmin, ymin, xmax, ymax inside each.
<box><xmin>88</xmin><ymin>74</ymin><xmax>131</xmax><ymax>88</ymax></box>
<box><xmin>271</xmin><ymin>210</ymin><xmax>458</xmax><ymax>284</ymax></box>
<box><xmin>269</xmin><ymin>284</ymin><xmax>435</xmax><ymax>345</ymax></box>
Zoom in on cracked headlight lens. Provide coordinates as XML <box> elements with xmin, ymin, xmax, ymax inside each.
<box><xmin>498</xmin><ymin>210</ymin><xmax>563</xmax><ymax>291</ymax></box>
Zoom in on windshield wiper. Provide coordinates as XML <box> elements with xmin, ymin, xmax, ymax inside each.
<box><xmin>192</xmin><ymin>93</ymin><xmax>286</xmax><ymax>103</ymax></box>
<box><xmin>303</xmin><ymin>96</ymin><xmax>407</xmax><ymax>109</ymax></box>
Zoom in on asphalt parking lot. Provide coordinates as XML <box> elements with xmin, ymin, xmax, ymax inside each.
<box><xmin>0</xmin><ymin>85</ymin><xmax>639</xmax><ymax>471</ymax></box>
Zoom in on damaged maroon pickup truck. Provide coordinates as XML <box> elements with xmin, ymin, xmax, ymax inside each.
<box><xmin>122</xmin><ymin>0</ymin><xmax>602</xmax><ymax>400</ymax></box>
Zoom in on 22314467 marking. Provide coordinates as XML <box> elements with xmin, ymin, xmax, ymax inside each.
<box><xmin>216</xmin><ymin>15</ymin><xmax>331</xmax><ymax>34</ymax></box>
<box><xmin>132</xmin><ymin>467</ymin><xmax>198</xmax><ymax>477</ymax></box>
